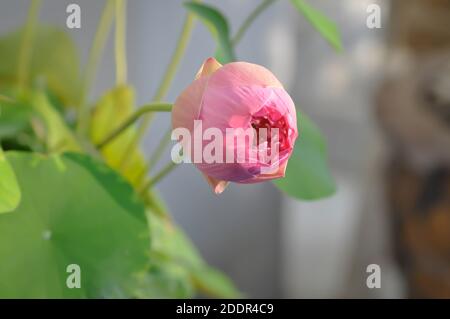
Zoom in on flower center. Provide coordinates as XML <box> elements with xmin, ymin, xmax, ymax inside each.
<box><xmin>251</xmin><ymin>109</ymin><xmax>291</xmax><ymax>152</ymax></box>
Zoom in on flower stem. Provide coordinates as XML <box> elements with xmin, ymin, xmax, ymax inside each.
<box><xmin>140</xmin><ymin>161</ymin><xmax>178</xmax><ymax>194</ymax></box>
<box><xmin>145</xmin><ymin>190</ymin><xmax>171</xmax><ymax>219</ymax></box>
<box><xmin>18</xmin><ymin>0</ymin><xmax>42</xmax><ymax>91</ymax></box>
<box><xmin>153</xmin><ymin>15</ymin><xmax>196</xmax><ymax>101</ymax></box>
<box><xmin>96</xmin><ymin>103</ymin><xmax>172</xmax><ymax>149</ymax></box>
<box><xmin>118</xmin><ymin>10</ymin><xmax>197</xmax><ymax>170</ymax></box>
<box><xmin>115</xmin><ymin>0</ymin><xmax>127</xmax><ymax>85</ymax></box>
<box><xmin>77</xmin><ymin>0</ymin><xmax>115</xmax><ymax>134</ymax></box>
<box><xmin>135</xmin><ymin>128</ymin><xmax>172</xmax><ymax>184</ymax></box>
<box><xmin>232</xmin><ymin>0</ymin><xmax>277</xmax><ymax>45</ymax></box>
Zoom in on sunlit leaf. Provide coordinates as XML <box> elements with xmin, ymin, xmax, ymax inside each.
<box><xmin>274</xmin><ymin>112</ymin><xmax>336</xmax><ymax>200</ymax></box>
<box><xmin>0</xmin><ymin>25</ymin><xmax>80</xmax><ymax>106</ymax></box>
<box><xmin>0</xmin><ymin>152</ymin><xmax>150</xmax><ymax>298</ymax></box>
<box><xmin>0</xmin><ymin>148</ymin><xmax>21</xmax><ymax>214</ymax></box>
<box><xmin>290</xmin><ymin>0</ymin><xmax>342</xmax><ymax>51</ymax></box>
<box><xmin>31</xmin><ymin>91</ymin><xmax>80</xmax><ymax>152</ymax></box>
<box><xmin>89</xmin><ymin>85</ymin><xmax>146</xmax><ymax>186</ymax></box>
<box><xmin>184</xmin><ymin>2</ymin><xmax>235</xmax><ymax>63</ymax></box>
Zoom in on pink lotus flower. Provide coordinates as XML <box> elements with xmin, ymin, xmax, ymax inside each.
<box><xmin>172</xmin><ymin>57</ymin><xmax>298</xmax><ymax>194</ymax></box>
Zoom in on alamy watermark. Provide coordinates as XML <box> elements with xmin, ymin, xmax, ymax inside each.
<box><xmin>66</xmin><ymin>264</ymin><xmax>81</xmax><ymax>289</ymax></box>
<box><xmin>65</xmin><ymin>3</ymin><xmax>382</xmax><ymax>31</ymax></box>
<box><xmin>366</xmin><ymin>4</ymin><xmax>381</xmax><ymax>29</ymax></box>
<box><xmin>171</xmin><ymin>120</ymin><xmax>281</xmax><ymax>173</ymax></box>
<box><xmin>366</xmin><ymin>264</ymin><xmax>381</xmax><ymax>289</ymax></box>
<box><xmin>66</xmin><ymin>4</ymin><xmax>81</xmax><ymax>29</ymax></box>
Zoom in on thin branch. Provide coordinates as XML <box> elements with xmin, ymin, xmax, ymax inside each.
<box><xmin>232</xmin><ymin>0</ymin><xmax>277</xmax><ymax>45</ymax></box>
<box><xmin>18</xmin><ymin>0</ymin><xmax>42</xmax><ymax>90</ymax></box>
<box><xmin>135</xmin><ymin>128</ymin><xmax>172</xmax><ymax>185</ymax></box>
<box><xmin>77</xmin><ymin>0</ymin><xmax>115</xmax><ymax>134</ymax></box>
<box><xmin>95</xmin><ymin>103</ymin><xmax>172</xmax><ymax>149</ymax></box>
<box><xmin>118</xmin><ymin>9</ymin><xmax>198</xmax><ymax>170</ymax></box>
<box><xmin>115</xmin><ymin>0</ymin><xmax>127</xmax><ymax>85</ymax></box>
<box><xmin>140</xmin><ymin>161</ymin><xmax>178</xmax><ymax>194</ymax></box>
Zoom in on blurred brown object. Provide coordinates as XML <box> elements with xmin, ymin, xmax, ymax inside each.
<box><xmin>377</xmin><ymin>0</ymin><xmax>450</xmax><ymax>298</ymax></box>
<box><xmin>386</xmin><ymin>160</ymin><xmax>450</xmax><ymax>298</ymax></box>
<box><xmin>389</xmin><ymin>0</ymin><xmax>450</xmax><ymax>54</ymax></box>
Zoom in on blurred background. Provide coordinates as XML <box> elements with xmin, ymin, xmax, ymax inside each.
<box><xmin>2</xmin><ymin>0</ymin><xmax>449</xmax><ymax>298</ymax></box>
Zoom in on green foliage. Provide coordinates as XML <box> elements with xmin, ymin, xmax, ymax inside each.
<box><xmin>0</xmin><ymin>25</ymin><xmax>80</xmax><ymax>106</ymax></box>
<box><xmin>290</xmin><ymin>0</ymin><xmax>342</xmax><ymax>51</ymax></box>
<box><xmin>134</xmin><ymin>257</ymin><xmax>196</xmax><ymax>298</ymax></box>
<box><xmin>0</xmin><ymin>152</ymin><xmax>149</xmax><ymax>298</ymax></box>
<box><xmin>0</xmin><ymin>147</ymin><xmax>21</xmax><ymax>214</ymax></box>
<box><xmin>184</xmin><ymin>2</ymin><xmax>236</xmax><ymax>63</ymax></box>
<box><xmin>0</xmin><ymin>0</ymin><xmax>342</xmax><ymax>298</ymax></box>
<box><xmin>274</xmin><ymin>112</ymin><xmax>336</xmax><ymax>200</ymax></box>
<box><xmin>144</xmin><ymin>212</ymin><xmax>241</xmax><ymax>298</ymax></box>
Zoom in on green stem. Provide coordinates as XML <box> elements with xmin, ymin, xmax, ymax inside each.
<box><xmin>118</xmin><ymin>10</ymin><xmax>197</xmax><ymax>170</ymax></box>
<box><xmin>96</xmin><ymin>103</ymin><xmax>172</xmax><ymax>149</ymax></box>
<box><xmin>119</xmin><ymin>113</ymin><xmax>155</xmax><ymax>169</ymax></box>
<box><xmin>232</xmin><ymin>0</ymin><xmax>277</xmax><ymax>45</ymax></box>
<box><xmin>140</xmin><ymin>161</ymin><xmax>178</xmax><ymax>194</ymax></box>
<box><xmin>153</xmin><ymin>14</ymin><xmax>196</xmax><ymax>102</ymax></box>
<box><xmin>144</xmin><ymin>190</ymin><xmax>171</xmax><ymax>219</ymax></box>
<box><xmin>18</xmin><ymin>0</ymin><xmax>42</xmax><ymax>91</ymax></box>
<box><xmin>115</xmin><ymin>0</ymin><xmax>127</xmax><ymax>85</ymax></box>
<box><xmin>77</xmin><ymin>0</ymin><xmax>115</xmax><ymax>134</ymax></box>
<box><xmin>136</xmin><ymin>128</ymin><xmax>172</xmax><ymax>184</ymax></box>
